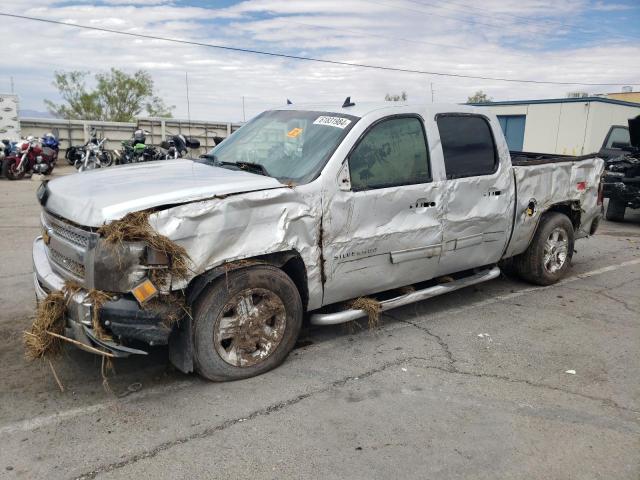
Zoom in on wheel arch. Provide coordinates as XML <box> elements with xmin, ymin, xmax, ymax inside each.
<box><xmin>170</xmin><ymin>250</ymin><xmax>308</xmax><ymax>375</ymax></box>
<box><xmin>512</xmin><ymin>207</ymin><xmax>576</xmax><ymax>286</ymax></box>
<box><xmin>185</xmin><ymin>250</ymin><xmax>310</xmax><ymax>310</ymax></box>
<box><xmin>524</xmin><ymin>201</ymin><xmax>580</xmax><ymax>252</ymax></box>
<box><xmin>544</xmin><ymin>201</ymin><xmax>581</xmax><ymax>232</ymax></box>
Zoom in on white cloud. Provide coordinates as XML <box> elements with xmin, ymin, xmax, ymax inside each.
<box><xmin>0</xmin><ymin>0</ymin><xmax>638</xmax><ymax>122</ymax></box>
<box><xmin>591</xmin><ymin>1</ymin><xmax>636</xmax><ymax>11</ymax></box>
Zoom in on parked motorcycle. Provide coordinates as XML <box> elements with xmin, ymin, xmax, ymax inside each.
<box><xmin>75</xmin><ymin>137</ymin><xmax>113</xmax><ymax>172</ymax></box>
<box><xmin>114</xmin><ymin>129</ymin><xmax>161</xmax><ymax>164</ymax></box>
<box><xmin>160</xmin><ymin>133</ymin><xmax>200</xmax><ymax>159</ymax></box>
<box><xmin>65</xmin><ymin>143</ymin><xmax>85</xmax><ymax>165</ymax></box>
<box><xmin>41</xmin><ymin>133</ymin><xmax>59</xmax><ymax>161</ymax></box>
<box><xmin>67</xmin><ymin>128</ymin><xmax>112</xmax><ymax>168</ymax></box>
<box><xmin>1</xmin><ymin>139</ymin><xmax>17</xmax><ymax>155</ymax></box>
<box><xmin>0</xmin><ymin>139</ymin><xmax>17</xmax><ymax>176</ymax></box>
<box><xmin>2</xmin><ymin>135</ymin><xmax>57</xmax><ymax>179</ymax></box>
<box><xmin>0</xmin><ymin>141</ymin><xmax>6</xmax><ymax>176</ymax></box>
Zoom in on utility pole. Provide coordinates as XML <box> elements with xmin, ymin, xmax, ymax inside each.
<box><xmin>430</xmin><ymin>82</ymin><xmax>434</xmax><ymax>103</ymax></box>
<box><xmin>242</xmin><ymin>96</ymin><xmax>246</xmax><ymax>122</ymax></box>
<box><xmin>10</xmin><ymin>76</ymin><xmax>14</xmax><ymax>94</ymax></box>
<box><xmin>185</xmin><ymin>72</ymin><xmax>192</xmax><ymax>136</ymax></box>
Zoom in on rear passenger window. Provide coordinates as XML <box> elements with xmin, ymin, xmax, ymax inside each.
<box><xmin>437</xmin><ymin>115</ymin><xmax>498</xmax><ymax>179</ymax></box>
<box><xmin>349</xmin><ymin>116</ymin><xmax>430</xmax><ymax>191</ymax></box>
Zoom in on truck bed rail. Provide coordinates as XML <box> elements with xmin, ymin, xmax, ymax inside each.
<box><xmin>510</xmin><ymin>151</ymin><xmax>599</xmax><ymax>166</ymax></box>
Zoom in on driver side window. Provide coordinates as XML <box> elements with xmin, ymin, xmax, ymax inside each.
<box><xmin>349</xmin><ymin>116</ymin><xmax>430</xmax><ymax>191</ymax></box>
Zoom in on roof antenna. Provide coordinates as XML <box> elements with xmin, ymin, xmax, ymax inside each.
<box><xmin>342</xmin><ymin>96</ymin><xmax>355</xmax><ymax>108</ymax></box>
<box><xmin>286</xmin><ymin>99</ymin><xmax>293</xmax><ymax>105</ymax></box>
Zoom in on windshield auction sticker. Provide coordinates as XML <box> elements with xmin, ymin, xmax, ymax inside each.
<box><xmin>313</xmin><ymin>116</ymin><xmax>352</xmax><ymax>129</ymax></box>
<box><xmin>287</xmin><ymin>127</ymin><xmax>303</xmax><ymax>138</ymax></box>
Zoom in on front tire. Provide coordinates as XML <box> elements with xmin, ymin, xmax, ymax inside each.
<box><xmin>193</xmin><ymin>265</ymin><xmax>303</xmax><ymax>381</ymax></box>
<box><xmin>605</xmin><ymin>199</ymin><xmax>626</xmax><ymax>222</ymax></box>
<box><xmin>2</xmin><ymin>158</ymin><xmax>25</xmax><ymax>180</ymax></box>
<box><xmin>514</xmin><ymin>212</ymin><xmax>574</xmax><ymax>286</ymax></box>
<box><xmin>101</xmin><ymin>151</ymin><xmax>114</xmax><ymax>167</ymax></box>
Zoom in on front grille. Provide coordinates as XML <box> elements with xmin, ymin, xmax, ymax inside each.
<box><xmin>49</xmin><ymin>248</ymin><xmax>86</xmax><ymax>279</ymax></box>
<box><xmin>49</xmin><ymin>221</ymin><xmax>90</xmax><ymax>248</ymax></box>
<box><xmin>41</xmin><ymin>211</ymin><xmax>95</xmax><ymax>284</ymax></box>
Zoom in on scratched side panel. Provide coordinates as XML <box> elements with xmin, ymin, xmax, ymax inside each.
<box><xmin>149</xmin><ymin>187</ymin><xmax>325</xmax><ymax>310</ymax></box>
<box><xmin>504</xmin><ymin>157</ymin><xmax>604</xmax><ymax>258</ymax></box>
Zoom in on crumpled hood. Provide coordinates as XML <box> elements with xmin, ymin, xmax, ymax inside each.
<box><xmin>44</xmin><ymin>159</ymin><xmax>283</xmax><ymax>226</ymax></box>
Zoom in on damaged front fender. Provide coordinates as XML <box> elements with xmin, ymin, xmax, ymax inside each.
<box><xmin>150</xmin><ymin>185</ymin><xmax>324</xmax><ymax>310</ymax></box>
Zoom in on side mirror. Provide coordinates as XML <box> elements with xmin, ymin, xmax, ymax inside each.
<box><xmin>337</xmin><ymin>161</ymin><xmax>351</xmax><ymax>191</ymax></box>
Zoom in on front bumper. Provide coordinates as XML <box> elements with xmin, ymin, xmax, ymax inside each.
<box><xmin>602</xmin><ymin>177</ymin><xmax>640</xmax><ymax>207</ymax></box>
<box><xmin>33</xmin><ymin>237</ymin><xmax>171</xmax><ymax>357</ymax></box>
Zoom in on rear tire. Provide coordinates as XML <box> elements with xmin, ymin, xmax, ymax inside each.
<box><xmin>514</xmin><ymin>212</ymin><xmax>574</xmax><ymax>286</ymax></box>
<box><xmin>605</xmin><ymin>199</ymin><xmax>626</xmax><ymax>222</ymax></box>
<box><xmin>192</xmin><ymin>265</ymin><xmax>303</xmax><ymax>382</ymax></box>
<box><xmin>65</xmin><ymin>148</ymin><xmax>76</xmax><ymax>165</ymax></box>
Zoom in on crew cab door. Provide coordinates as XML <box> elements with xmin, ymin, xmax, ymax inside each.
<box><xmin>434</xmin><ymin>113</ymin><xmax>514</xmax><ymax>275</ymax></box>
<box><xmin>322</xmin><ymin>115</ymin><xmax>444</xmax><ymax>305</ymax></box>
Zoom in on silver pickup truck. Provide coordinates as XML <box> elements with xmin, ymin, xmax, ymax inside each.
<box><xmin>33</xmin><ymin>101</ymin><xmax>604</xmax><ymax>381</ymax></box>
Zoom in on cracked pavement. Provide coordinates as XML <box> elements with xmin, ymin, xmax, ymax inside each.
<box><xmin>1</xmin><ymin>169</ymin><xmax>639</xmax><ymax>479</ymax></box>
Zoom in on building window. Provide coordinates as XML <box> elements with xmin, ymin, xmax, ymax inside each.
<box><xmin>497</xmin><ymin>115</ymin><xmax>526</xmax><ymax>151</ymax></box>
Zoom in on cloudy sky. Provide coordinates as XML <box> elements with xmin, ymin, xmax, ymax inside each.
<box><xmin>1</xmin><ymin>0</ymin><xmax>639</xmax><ymax>122</ymax></box>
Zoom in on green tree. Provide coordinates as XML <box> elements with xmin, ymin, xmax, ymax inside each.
<box><xmin>45</xmin><ymin>68</ymin><xmax>173</xmax><ymax>121</ymax></box>
<box><xmin>385</xmin><ymin>91</ymin><xmax>408</xmax><ymax>101</ymax></box>
<box><xmin>44</xmin><ymin>71</ymin><xmax>102</xmax><ymax>120</ymax></box>
<box><xmin>467</xmin><ymin>90</ymin><xmax>492</xmax><ymax>103</ymax></box>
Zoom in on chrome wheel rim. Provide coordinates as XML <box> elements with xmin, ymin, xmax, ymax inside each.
<box><xmin>214</xmin><ymin>288</ymin><xmax>287</xmax><ymax>367</ymax></box>
<box><xmin>543</xmin><ymin>227</ymin><xmax>569</xmax><ymax>274</ymax></box>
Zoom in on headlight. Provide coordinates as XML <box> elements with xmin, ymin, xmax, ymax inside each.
<box><xmin>92</xmin><ymin>240</ymin><xmax>147</xmax><ymax>292</ymax></box>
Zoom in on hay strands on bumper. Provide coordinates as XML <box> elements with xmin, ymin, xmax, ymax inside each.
<box><xmin>41</xmin><ymin>330</ymin><xmax>117</xmax><ymax>358</ymax></box>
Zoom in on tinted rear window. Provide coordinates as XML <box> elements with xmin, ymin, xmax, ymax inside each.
<box><xmin>437</xmin><ymin>115</ymin><xmax>497</xmax><ymax>179</ymax></box>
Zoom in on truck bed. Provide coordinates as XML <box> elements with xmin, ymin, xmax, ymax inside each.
<box><xmin>504</xmin><ymin>154</ymin><xmax>604</xmax><ymax>259</ymax></box>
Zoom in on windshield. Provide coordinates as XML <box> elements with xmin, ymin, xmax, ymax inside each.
<box><xmin>604</xmin><ymin>126</ymin><xmax>630</xmax><ymax>149</ymax></box>
<box><xmin>202</xmin><ymin>110</ymin><xmax>359</xmax><ymax>184</ymax></box>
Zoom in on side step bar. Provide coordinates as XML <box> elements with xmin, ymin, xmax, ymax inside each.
<box><xmin>310</xmin><ymin>266</ymin><xmax>501</xmax><ymax>326</ymax></box>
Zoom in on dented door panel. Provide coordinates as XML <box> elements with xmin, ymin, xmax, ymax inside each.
<box><xmin>322</xmin><ymin>182</ymin><xmax>445</xmax><ymax>305</ymax></box>
<box><xmin>434</xmin><ymin>115</ymin><xmax>516</xmax><ymax>275</ymax></box>
<box><xmin>436</xmin><ymin>167</ymin><xmax>515</xmax><ymax>274</ymax></box>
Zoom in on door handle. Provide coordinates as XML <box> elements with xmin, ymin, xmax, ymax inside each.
<box><xmin>485</xmin><ymin>189</ymin><xmax>502</xmax><ymax>197</ymax></box>
<box><xmin>410</xmin><ymin>198</ymin><xmax>436</xmax><ymax>209</ymax></box>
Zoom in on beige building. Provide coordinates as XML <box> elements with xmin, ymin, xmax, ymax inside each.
<box><xmin>606</xmin><ymin>91</ymin><xmax>640</xmax><ymax>104</ymax></box>
<box><xmin>472</xmin><ymin>97</ymin><xmax>640</xmax><ymax>155</ymax></box>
